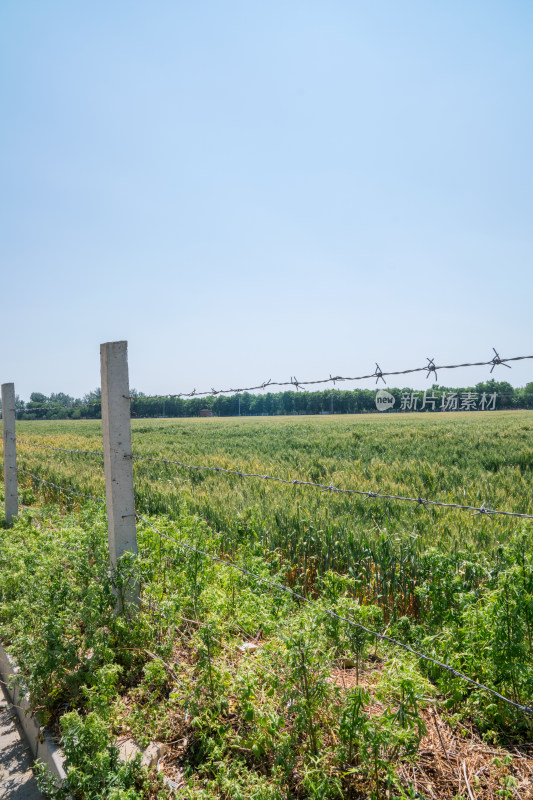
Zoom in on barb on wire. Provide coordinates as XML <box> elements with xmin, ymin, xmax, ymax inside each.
<box><xmin>129</xmin><ymin>453</ymin><xmax>533</xmax><ymax>520</ymax></box>
<box><xmin>133</xmin><ymin>350</ymin><xmax>532</xmax><ymax>400</ymax></box>
<box><xmin>425</xmin><ymin>358</ymin><xmax>438</xmax><ymax>380</ymax></box>
<box><xmin>137</xmin><ymin>513</ymin><xmax>533</xmax><ymax>719</ymax></box>
<box><xmin>16</xmin><ymin>438</ymin><xmax>104</xmax><ymax>458</ymax></box>
<box><xmin>490</xmin><ymin>348</ymin><xmax>512</xmax><ymax>373</ymax></box>
<box><xmin>472</xmin><ymin>502</ymin><xmax>495</xmax><ymax>518</ymax></box>
<box><xmin>373</xmin><ymin>364</ymin><xmax>386</xmax><ymax>384</ymax></box>
<box><xmin>291</xmin><ymin>376</ymin><xmax>306</xmax><ymax>392</ymax></box>
<box><xmin>16</xmin><ymin>469</ymin><xmax>105</xmax><ymax>503</ymax></box>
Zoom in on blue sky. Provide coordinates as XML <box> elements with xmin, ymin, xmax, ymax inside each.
<box><xmin>2</xmin><ymin>1</ymin><xmax>532</xmax><ymax>401</ymax></box>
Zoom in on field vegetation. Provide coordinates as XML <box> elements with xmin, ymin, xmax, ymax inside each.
<box><xmin>1</xmin><ymin>410</ymin><xmax>533</xmax><ymax>799</ymax></box>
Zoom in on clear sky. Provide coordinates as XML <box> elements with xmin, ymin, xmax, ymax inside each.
<box><xmin>2</xmin><ymin>1</ymin><xmax>532</xmax><ymax>401</ymax></box>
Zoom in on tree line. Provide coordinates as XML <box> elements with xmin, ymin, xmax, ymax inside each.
<box><xmin>5</xmin><ymin>380</ymin><xmax>533</xmax><ymax>420</ymax></box>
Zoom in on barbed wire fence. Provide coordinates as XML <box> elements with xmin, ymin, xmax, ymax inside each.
<box><xmin>8</xmin><ymin>349</ymin><xmax>533</xmax><ymax>416</ymax></box>
<box><xmin>124</xmin><ymin>349</ymin><xmax>531</xmax><ymax>398</ymax></box>
<box><xmin>2</xmin><ymin>342</ymin><xmax>533</xmax><ymax>723</ymax></box>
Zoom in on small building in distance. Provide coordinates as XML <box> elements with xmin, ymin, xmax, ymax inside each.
<box><xmin>199</xmin><ymin>408</ymin><xmax>213</xmax><ymax>417</ymax></box>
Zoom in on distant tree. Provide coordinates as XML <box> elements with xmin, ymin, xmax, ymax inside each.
<box><xmin>49</xmin><ymin>392</ymin><xmax>75</xmax><ymax>407</ymax></box>
<box><xmin>30</xmin><ymin>392</ymin><xmax>48</xmax><ymax>404</ymax></box>
<box><xmin>280</xmin><ymin>391</ymin><xmax>294</xmax><ymax>415</ymax></box>
<box><xmin>519</xmin><ymin>383</ymin><xmax>533</xmax><ymax>409</ymax></box>
<box><xmin>83</xmin><ymin>388</ymin><xmax>101</xmax><ymax>404</ymax></box>
<box><xmin>0</xmin><ymin>396</ymin><xmax>23</xmax><ymax>413</ymax></box>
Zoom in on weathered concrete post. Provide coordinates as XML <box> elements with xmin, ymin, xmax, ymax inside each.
<box><xmin>1</xmin><ymin>383</ymin><xmax>18</xmax><ymax>526</ymax></box>
<box><xmin>100</xmin><ymin>341</ymin><xmax>139</xmax><ymax>608</ymax></box>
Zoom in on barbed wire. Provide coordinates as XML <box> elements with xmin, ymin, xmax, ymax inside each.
<box><xmin>8</xmin><ymin>442</ymin><xmax>533</xmax><ymax>519</ymax></box>
<box><xmin>131</xmin><ymin>350</ymin><xmax>533</xmax><ymax>400</ymax></box>
<box><xmin>7</xmin><ymin>350</ymin><xmax>531</xmax><ymax>414</ymax></box>
<box><xmin>129</xmin><ymin>453</ymin><xmax>533</xmax><ymax>520</ymax></box>
<box><xmin>16</xmin><ymin>438</ymin><xmax>104</xmax><ymax>458</ymax></box>
<box><xmin>16</xmin><ymin>469</ymin><xmax>106</xmax><ymax>503</ymax></box>
<box><xmin>137</xmin><ymin>514</ymin><xmax>533</xmax><ymax>718</ymax></box>
<box><xmin>10</xmin><ymin>448</ymin><xmax>533</xmax><ymax>518</ymax></box>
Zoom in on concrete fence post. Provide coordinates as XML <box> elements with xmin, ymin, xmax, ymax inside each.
<box><xmin>1</xmin><ymin>383</ymin><xmax>18</xmax><ymax>526</ymax></box>
<box><xmin>100</xmin><ymin>341</ymin><xmax>139</xmax><ymax>608</ymax></box>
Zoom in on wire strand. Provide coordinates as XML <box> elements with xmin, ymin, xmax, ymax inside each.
<box><xmin>16</xmin><ymin>438</ymin><xmax>104</xmax><ymax>457</ymax></box>
<box><xmin>16</xmin><ymin>469</ymin><xmax>106</xmax><ymax>503</ymax></box>
<box><xmin>130</xmin><ymin>453</ymin><xmax>533</xmax><ymax>520</ymax></box>
<box><xmin>133</xmin><ymin>351</ymin><xmax>533</xmax><ymax>399</ymax></box>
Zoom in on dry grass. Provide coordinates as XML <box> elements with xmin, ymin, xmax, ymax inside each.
<box><xmin>328</xmin><ymin>661</ymin><xmax>533</xmax><ymax>800</ymax></box>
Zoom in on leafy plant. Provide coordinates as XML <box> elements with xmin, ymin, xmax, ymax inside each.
<box><xmin>35</xmin><ymin>711</ymin><xmax>156</xmax><ymax>800</ymax></box>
